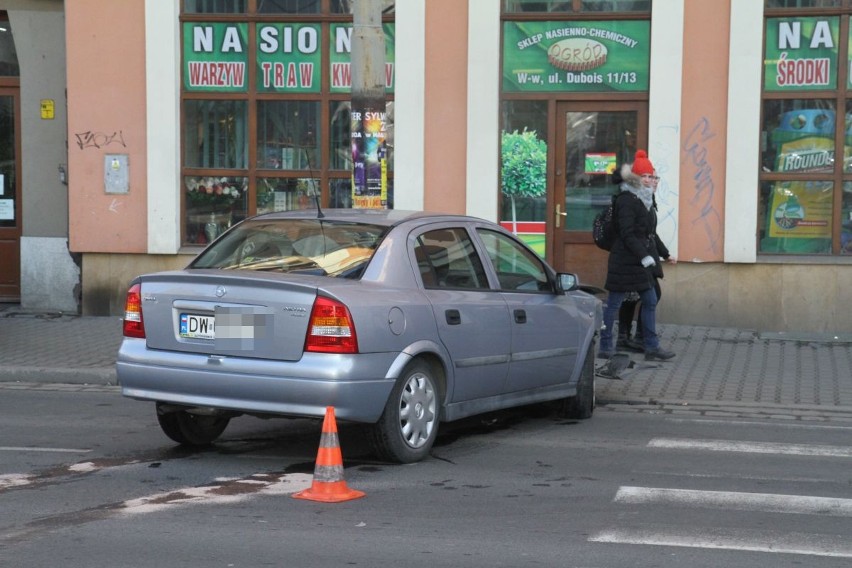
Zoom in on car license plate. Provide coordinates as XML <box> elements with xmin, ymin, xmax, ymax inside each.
<box><xmin>180</xmin><ymin>313</ymin><xmax>215</xmax><ymax>340</ymax></box>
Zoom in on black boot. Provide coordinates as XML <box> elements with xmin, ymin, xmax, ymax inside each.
<box><xmin>618</xmin><ymin>332</ymin><xmax>644</xmax><ymax>353</ymax></box>
<box><xmin>625</xmin><ymin>334</ymin><xmax>645</xmax><ymax>352</ymax></box>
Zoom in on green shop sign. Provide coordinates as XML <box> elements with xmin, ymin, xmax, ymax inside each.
<box><xmin>183</xmin><ymin>22</ymin><xmax>395</xmax><ymax>94</ymax></box>
<box><xmin>329</xmin><ymin>23</ymin><xmax>395</xmax><ymax>94</ymax></box>
<box><xmin>764</xmin><ymin>17</ymin><xmax>838</xmax><ymax>92</ymax></box>
<box><xmin>502</xmin><ymin>21</ymin><xmax>650</xmax><ymax>93</ymax></box>
<box><xmin>183</xmin><ymin>22</ymin><xmax>249</xmax><ymax>93</ymax></box>
<box><xmin>256</xmin><ymin>23</ymin><xmax>322</xmax><ymax>93</ymax></box>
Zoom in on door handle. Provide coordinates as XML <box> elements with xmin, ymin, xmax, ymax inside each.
<box><xmin>513</xmin><ymin>309</ymin><xmax>526</xmax><ymax>324</ymax></box>
<box><xmin>445</xmin><ymin>309</ymin><xmax>461</xmax><ymax>325</ymax></box>
<box><xmin>555</xmin><ymin>204</ymin><xmax>567</xmax><ymax>228</ymax></box>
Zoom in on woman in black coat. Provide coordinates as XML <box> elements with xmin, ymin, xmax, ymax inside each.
<box><xmin>617</xmin><ymin>194</ymin><xmax>674</xmax><ymax>352</ymax></box>
<box><xmin>599</xmin><ymin>150</ymin><xmax>675</xmax><ymax>361</ymax></box>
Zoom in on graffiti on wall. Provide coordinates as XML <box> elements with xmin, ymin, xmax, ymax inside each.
<box><xmin>74</xmin><ymin>130</ymin><xmax>127</xmax><ymax>150</ymax></box>
<box><xmin>682</xmin><ymin>117</ymin><xmax>723</xmax><ymax>257</ymax></box>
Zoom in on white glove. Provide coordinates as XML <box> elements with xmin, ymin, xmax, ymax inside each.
<box><xmin>641</xmin><ymin>255</ymin><xmax>656</xmax><ymax>268</ymax></box>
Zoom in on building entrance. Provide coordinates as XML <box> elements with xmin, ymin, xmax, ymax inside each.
<box><xmin>0</xmin><ymin>89</ymin><xmax>21</xmax><ymax>301</ymax></box>
<box><xmin>551</xmin><ymin>101</ymin><xmax>647</xmax><ymax>289</ymax></box>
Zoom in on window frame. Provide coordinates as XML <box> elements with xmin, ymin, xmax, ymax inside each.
<box><xmin>180</xmin><ymin>0</ymin><xmax>394</xmax><ymax>247</ymax></box>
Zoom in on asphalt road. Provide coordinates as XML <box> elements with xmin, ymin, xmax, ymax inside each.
<box><xmin>2</xmin><ymin>385</ymin><xmax>852</xmax><ymax>568</ymax></box>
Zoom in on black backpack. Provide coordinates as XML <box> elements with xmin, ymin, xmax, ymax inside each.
<box><xmin>592</xmin><ymin>194</ymin><xmax>619</xmax><ymax>251</ymax></box>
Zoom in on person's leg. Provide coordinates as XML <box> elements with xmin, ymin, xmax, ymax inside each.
<box><xmin>637</xmin><ymin>286</ymin><xmax>659</xmax><ymax>351</ymax></box>
<box><xmin>600</xmin><ymin>291</ymin><xmax>626</xmax><ymax>357</ymax></box>
<box><xmin>640</xmin><ymin>282</ymin><xmax>675</xmax><ymax>360</ymax></box>
<box><xmin>634</xmin><ymin>279</ymin><xmax>661</xmax><ymax>345</ymax></box>
<box><xmin>617</xmin><ymin>297</ymin><xmax>638</xmax><ymax>344</ymax></box>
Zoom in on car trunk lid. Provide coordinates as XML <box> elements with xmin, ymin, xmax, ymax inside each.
<box><xmin>138</xmin><ymin>270</ymin><xmax>318</xmax><ymax>361</ymax></box>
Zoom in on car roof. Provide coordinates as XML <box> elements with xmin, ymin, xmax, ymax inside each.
<box><xmin>249</xmin><ymin>209</ymin><xmax>486</xmax><ymax>229</ymax></box>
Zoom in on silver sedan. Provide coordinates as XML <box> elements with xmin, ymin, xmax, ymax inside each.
<box><xmin>116</xmin><ymin>209</ymin><xmax>602</xmax><ymax>463</ymax></box>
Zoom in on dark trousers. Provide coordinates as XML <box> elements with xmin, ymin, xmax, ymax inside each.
<box><xmin>618</xmin><ymin>278</ymin><xmax>662</xmax><ymax>338</ymax></box>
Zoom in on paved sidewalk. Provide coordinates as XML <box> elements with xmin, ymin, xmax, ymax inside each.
<box><xmin>2</xmin><ymin>305</ymin><xmax>852</xmax><ymax>419</ymax></box>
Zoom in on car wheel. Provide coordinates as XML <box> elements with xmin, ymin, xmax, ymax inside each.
<box><xmin>156</xmin><ymin>404</ymin><xmax>230</xmax><ymax>446</ymax></box>
<box><xmin>369</xmin><ymin>360</ymin><xmax>440</xmax><ymax>463</ymax></box>
<box><xmin>561</xmin><ymin>344</ymin><xmax>595</xmax><ymax>419</ymax></box>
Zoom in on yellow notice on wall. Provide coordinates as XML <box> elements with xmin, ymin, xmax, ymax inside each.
<box><xmin>40</xmin><ymin>99</ymin><xmax>55</xmax><ymax>120</ymax></box>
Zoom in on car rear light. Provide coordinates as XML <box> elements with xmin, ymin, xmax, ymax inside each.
<box><xmin>305</xmin><ymin>296</ymin><xmax>358</xmax><ymax>354</ymax></box>
<box><xmin>123</xmin><ymin>283</ymin><xmax>146</xmax><ymax>338</ymax></box>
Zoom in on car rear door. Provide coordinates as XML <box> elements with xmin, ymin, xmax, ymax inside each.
<box><xmin>475</xmin><ymin>228</ymin><xmax>581</xmax><ymax>393</ymax></box>
<box><xmin>413</xmin><ymin>227</ymin><xmax>511</xmax><ymax>402</ymax></box>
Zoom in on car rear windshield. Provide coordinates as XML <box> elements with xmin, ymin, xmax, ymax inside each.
<box><xmin>189</xmin><ymin>219</ymin><xmax>388</xmax><ymax>279</ymax></box>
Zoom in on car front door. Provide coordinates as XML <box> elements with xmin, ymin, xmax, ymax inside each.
<box><xmin>414</xmin><ymin>227</ymin><xmax>510</xmax><ymax>402</ymax></box>
<box><xmin>477</xmin><ymin>228</ymin><xmax>581</xmax><ymax>393</ymax></box>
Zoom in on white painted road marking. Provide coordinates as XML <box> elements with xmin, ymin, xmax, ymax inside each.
<box><xmin>0</xmin><ymin>446</ymin><xmax>92</xmax><ymax>453</ymax></box>
<box><xmin>648</xmin><ymin>437</ymin><xmax>852</xmax><ymax>458</ymax></box>
<box><xmin>590</xmin><ymin>527</ymin><xmax>852</xmax><ymax>558</ymax></box>
<box><xmin>615</xmin><ymin>486</ymin><xmax>852</xmax><ymax>516</ymax></box>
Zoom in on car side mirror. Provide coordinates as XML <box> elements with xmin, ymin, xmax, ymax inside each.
<box><xmin>557</xmin><ymin>273</ymin><xmax>579</xmax><ymax>293</ymax></box>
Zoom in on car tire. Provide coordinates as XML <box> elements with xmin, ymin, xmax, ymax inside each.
<box><xmin>561</xmin><ymin>344</ymin><xmax>595</xmax><ymax>419</ymax></box>
<box><xmin>156</xmin><ymin>404</ymin><xmax>230</xmax><ymax>446</ymax></box>
<box><xmin>369</xmin><ymin>360</ymin><xmax>440</xmax><ymax>463</ymax></box>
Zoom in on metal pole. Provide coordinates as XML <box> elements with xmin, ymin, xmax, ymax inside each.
<box><xmin>351</xmin><ymin>0</ymin><xmax>386</xmax><ymax>208</ymax></box>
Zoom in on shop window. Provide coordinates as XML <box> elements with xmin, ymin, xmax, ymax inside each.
<box><xmin>184</xmin><ymin>100</ymin><xmax>248</xmax><ymax>169</ymax></box>
<box><xmin>257</xmin><ymin>177</ymin><xmax>318</xmax><ymax>213</ymax></box>
<box><xmin>0</xmin><ymin>12</ymin><xmax>19</xmax><ymax>77</ymax></box>
<box><xmin>502</xmin><ymin>0</ymin><xmax>650</xmax><ymax>13</ymax></box>
<box><xmin>761</xmin><ymin>99</ymin><xmax>836</xmax><ymax>174</ymax></box>
<box><xmin>184</xmin><ymin>175</ymin><xmax>248</xmax><ymax>245</ymax></box>
<box><xmin>760</xmin><ymin>11</ymin><xmax>852</xmax><ymax>254</ymax></box>
<box><xmin>842</xmin><ymin>181</ymin><xmax>852</xmax><ymax>252</ymax></box>
<box><xmin>257</xmin><ymin>0</ymin><xmax>320</xmax><ymax>14</ymax></box>
<box><xmin>180</xmin><ymin>4</ymin><xmax>394</xmax><ymax>246</ymax></box>
<box><xmin>331</xmin><ymin>1</ymin><xmax>395</xmax><ymax>15</ymax></box>
<box><xmin>759</xmin><ymin>180</ymin><xmax>834</xmax><ymax>254</ymax></box>
<box><xmin>257</xmin><ymin>101</ymin><xmax>320</xmax><ymax>171</ymax></box>
<box><xmin>765</xmin><ymin>1</ymin><xmax>851</xmax><ymax>9</ymax></box>
<box><xmin>500</xmin><ymin>101</ymin><xmax>548</xmax><ymax>256</ymax></box>
<box><xmin>184</xmin><ymin>0</ymin><xmax>247</xmax><ymax>14</ymax></box>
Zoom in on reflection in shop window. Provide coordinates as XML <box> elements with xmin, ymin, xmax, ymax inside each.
<box><xmin>184</xmin><ymin>100</ymin><xmax>247</xmax><ymax>169</ymax></box>
<box><xmin>759</xmin><ymin>180</ymin><xmax>833</xmax><ymax>254</ymax></box>
<box><xmin>502</xmin><ymin>0</ymin><xmax>650</xmax><ymax>13</ymax></box>
<box><xmin>184</xmin><ymin>0</ymin><xmax>247</xmax><ymax>13</ymax></box>
<box><xmin>257</xmin><ymin>101</ymin><xmax>320</xmax><ymax>171</ymax></box>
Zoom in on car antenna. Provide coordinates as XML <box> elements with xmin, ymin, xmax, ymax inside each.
<box><xmin>304</xmin><ymin>147</ymin><xmax>324</xmax><ymax>219</ymax></box>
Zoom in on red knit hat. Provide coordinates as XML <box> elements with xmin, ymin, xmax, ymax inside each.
<box><xmin>632</xmin><ymin>150</ymin><xmax>655</xmax><ymax>176</ymax></box>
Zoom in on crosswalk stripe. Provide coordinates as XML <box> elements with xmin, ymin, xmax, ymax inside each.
<box><xmin>665</xmin><ymin>418</ymin><xmax>852</xmax><ymax>431</ymax></box>
<box><xmin>615</xmin><ymin>486</ymin><xmax>852</xmax><ymax>516</ymax></box>
<box><xmin>648</xmin><ymin>437</ymin><xmax>852</xmax><ymax>457</ymax></box>
<box><xmin>0</xmin><ymin>446</ymin><xmax>91</xmax><ymax>453</ymax></box>
<box><xmin>590</xmin><ymin>527</ymin><xmax>852</xmax><ymax>558</ymax></box>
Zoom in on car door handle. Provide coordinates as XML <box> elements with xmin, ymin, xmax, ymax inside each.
<box><xmin>514</xmin><ymin>309</ymin><xmax>527</xmax><ymax>324</ymax></box>
<box><xmin>445</xmin><ymin>309</ymin><xmax>461</xmax><ymax>325</ymax></box>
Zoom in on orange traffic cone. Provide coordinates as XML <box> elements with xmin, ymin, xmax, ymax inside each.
<box><xmin>292</xmin><ymin>406</ymin><xmax>366</xmax><ymax>503</ymax></box>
